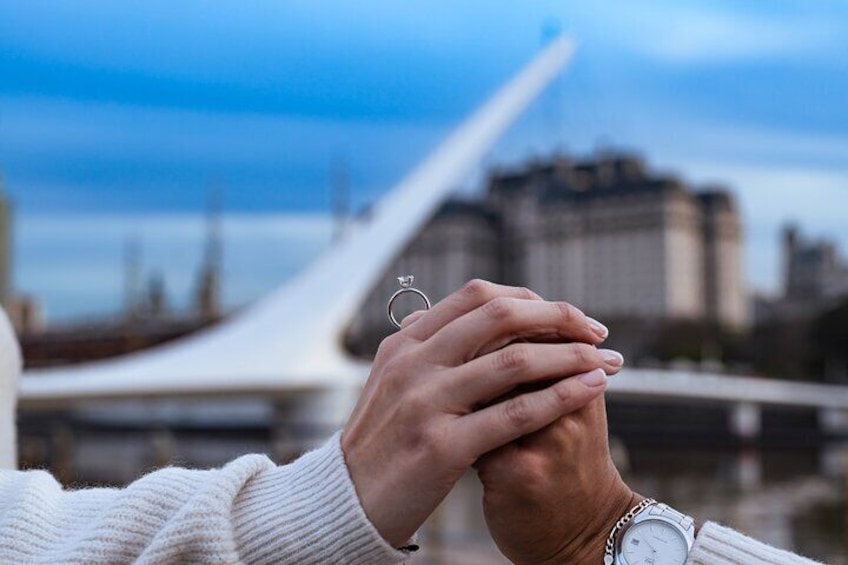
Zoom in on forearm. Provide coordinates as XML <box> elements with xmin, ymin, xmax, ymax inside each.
<box><xmin>687</xmin><ymin>522</ymin><xmax>823</xmax><ymax>565</ymax></box>
<box><xmin>0</xmin><ymin>433</ymin><xmax>407</xmax><ymax>564</ymax></box>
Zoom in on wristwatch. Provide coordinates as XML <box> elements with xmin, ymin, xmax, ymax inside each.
<box><xmin>604</xmin><ymin>499</ymin><xmax>696</xmax><ymax>565</ymax></box>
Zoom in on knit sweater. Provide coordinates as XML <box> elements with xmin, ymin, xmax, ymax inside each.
<box><xmin>0</xmin><ymin>433</ymin><xmax>823</xmax><ymax>565</ymax></box>
<box><xmin>688</xmin><ymin>522</ymin><xmax>823</xmax><ymax>565</ymax></box>
<box><xmin>0</xmin><ymin>432</ymin><xmax>407</xmax><ymax>564</ymax></box>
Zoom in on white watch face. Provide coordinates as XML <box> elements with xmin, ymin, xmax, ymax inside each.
<box><xmin>621</xmin><ymin>520</ymin><xmax>688</xmax><ymax>565</ymax></box>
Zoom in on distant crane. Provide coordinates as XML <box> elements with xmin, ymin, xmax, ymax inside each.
<box><xmin>195</xmin><ymin>187</ymin><xmax>223</xmax><ymax>318</ymax></box>
<box><xmin>331</xmin><ymin>158</ymin><xmax>351</xmax><ymax>244</ymax></box>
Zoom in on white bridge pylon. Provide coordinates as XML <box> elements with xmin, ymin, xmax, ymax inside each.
<box><xmin>19</xmin><ymin>37</ymin><xmax>578</xmax><ymax>406</ymax></box>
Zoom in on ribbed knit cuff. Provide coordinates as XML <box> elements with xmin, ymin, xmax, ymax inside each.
<box><xmin>687</xmin><ymin>522</ymin><xmax>822</xmax><ymax>565</ymax></box>
<box><xmin>233</xmin><ymin>432</ymin><xmax>409</xmax><ymax>565</ymax></box>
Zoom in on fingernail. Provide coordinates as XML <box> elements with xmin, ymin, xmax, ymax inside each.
<box><xmin>579</xmin><ymin>368</ymin><xmax>607</xmax><ymax>387</ymax></box>
<box><xmin>599</xmin><ymin>349</ymin><xmax>624</xmax><ymax>367</ymax></box>
<box><xmin>587</xmin><ymin>317</ymin><xmax>609</xmax><ymax>339</ymax></box>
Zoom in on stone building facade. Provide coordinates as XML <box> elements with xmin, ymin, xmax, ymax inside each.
<box><xmin>782</xmin><ymin>225</ymin><xmax>848</xmax><ymax>304</ymax></box>
<box><xmin>347</xmin><ymin>153</ymin><xmax>748</xmax><ymax>356</ymax></box>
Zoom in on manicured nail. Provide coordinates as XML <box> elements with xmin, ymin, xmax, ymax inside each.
<box><xmin>599</xmin><ymin>349</ymin><xmax>624</xmax><ymax>367</ymax></box>
<box><xmin>579</xmin><ymin>368</ymin><xmax>607</xmax><ymax>387</ymax></box>
<box><xmin>587</xmin><ymin>317</ymin><xmax>609</xmax><ymax>339</ymax></box>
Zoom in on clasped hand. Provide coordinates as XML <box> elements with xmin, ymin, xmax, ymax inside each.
<box><xmin>342</xmin><ymin>280</ymin><xmax>637</xmax><ymax>563</ymax></box>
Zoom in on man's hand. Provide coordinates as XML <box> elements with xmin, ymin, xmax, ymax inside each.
<box><xmin>342</xmin><ymin>280</ymin><xmax>624</xmax><ymax>547</ymax></box>
<box><xmin>476</xmin><ymin>395</ymin><xmax>640</xmax><ymax>564</ymax></box>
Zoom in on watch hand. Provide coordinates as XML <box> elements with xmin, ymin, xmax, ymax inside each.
<box><xmin>644</xmin><ymin>538</ymin><xmax>657</xmax><ymax>552</ymax></box>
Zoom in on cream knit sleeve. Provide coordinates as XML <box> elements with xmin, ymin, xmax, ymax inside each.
<box><xmin>687</xmin><ymin>522</ymin><xmax>823</xmax><ymax>565</ymax></box>
<box><xmin>0</xmin><ymin>432</ymin><xmax>408</xmax><ymax>564</ymax></box>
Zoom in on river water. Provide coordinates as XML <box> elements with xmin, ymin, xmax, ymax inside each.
<box><xmin>416</xmin><ymin>443</ymin><xmax>848</xmax><ymax>564</ymax></box>
<box><xmin>17</xmin><ymin>408</ymin><xmax>848</xmax><ymax>563</ymax></box>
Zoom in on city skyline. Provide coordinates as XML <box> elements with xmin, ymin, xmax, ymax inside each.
<box><xmin>2</xmin><ymin>1</ymin><xmax>848</xmax><ymax>319</ymax></box>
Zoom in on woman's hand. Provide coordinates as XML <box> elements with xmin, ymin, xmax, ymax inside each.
<box><xmin>341</xmin><ymin>280</ymin><xmax>625</xmax><ymax>547</ymax></box>
<box><xmin>476</xmin><ymin>395</ymin><xmax>639</xmax><ymax>564</ymax></box>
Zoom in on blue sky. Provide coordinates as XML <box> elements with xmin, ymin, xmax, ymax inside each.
<box><xmin>2</xmin><ymin>1</ymin><xmax>848</xmax><ymax>320</ymax></box>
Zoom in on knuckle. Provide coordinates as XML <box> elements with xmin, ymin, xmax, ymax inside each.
<box><xmin>379</xmin><ymin>356</ymin><xmax>404</xmax><ymax>382</ymax></box>
<box><xmin>374</xmin><ymin>337</ymin><xmax>393</xmax><ymax>359</ymax></box>
<box><xmin>572</xmin><ymin>343</ymin><xmax>598</xmax><ymax>367</ymax></box>
<box><xmin>405</xmin><ymin>391</ymin><xmax>430</xmax><ymax>415</ymax></box>
<box><xmin>462</xmin><ymin>279</ymin><xmax>494</xmax><ymax>302</ymax></box>
<box><xmin>517</xmin><ymin>286</ymin><xmax>539</xmax><ymax>301</ymax></box>
<box><xmin>558</xmin><ymin>414</ymin><xmax>583</xmax><ymax>436</ymax></box>
<box><xmin>517</xmin><ymin>451</ymin><xmax>550</xmax><ymax>484</ymax></box>
<box><xmin>483</xmin><ymin>296</ymin><xmax>516</xmax><ymax>322</ymax></box>
<box><xmin>376</xmin><ymin>332</ymin><xmax>405</xmax><ymax>357</ymax></box>
<box><xmin>380</xmin><ymin>349</ymin><xmax>418</xmax><ymax>381</ymax></box>
<box><xmin>482</xmin><ymin>450</ymin><xmax>541</xmax><ymax>483</ymax></box>
<box><xmin>495</xmin><ymin>344</ymin><xmax>533</xmax><ymax>374</ymax></box>
<box><xmin>419</xmin><ymin>423</ymin><xmax>451</xmax><ymax>461</ymax></box>
<box><xmin>551</xmin><ymin>381</ymin><xmax>575</xmax><ymax>407</ymax></box>
<box><xmin>526</xmin><ymin>462</ymin><xmax>549</xmax><ymax>486</ymax></box>
<box><xmin>555</xmin><ymin>301</ymin><xmax>579</xmax><ymax>326</ymax></box>
<box><xmin>502</xmin><ymin>396</ymin><xmax>534</xmax><ymax>430</ymax></box>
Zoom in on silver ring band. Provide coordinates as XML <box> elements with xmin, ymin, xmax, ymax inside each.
<box><xmin>387</xmin><ymin>275</ymin><xmax>431</xmax><ymax>330</ymax></box>
<box><xmin>387</xmin><ymin>287</ymin><xmax>431</xmax><ymax>329</ymax></box>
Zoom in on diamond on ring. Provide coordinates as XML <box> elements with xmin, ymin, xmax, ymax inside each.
<box><xmin>398</xmin><ymin>275</ymin><xmax>415</xmax><ymax>289</ymax></box>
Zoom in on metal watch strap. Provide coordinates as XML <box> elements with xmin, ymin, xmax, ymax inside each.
<box><xmin>603</xmin><ymin>498</ymin><xmax>656</xmax><ymax>565</ymax></box>
<box><xmin>648</xmin><ymin>502</ymin><xmax>695</xmax><ymax>531</ymax></box>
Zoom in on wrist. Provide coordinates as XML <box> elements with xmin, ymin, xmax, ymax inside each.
<box><xmin>527</xmin><ymin>475</ymin><xmax>638</xmax><ymax>565</ymax></box>
<box><xmin>341</xmin><ymin>432</ymin><xmax>432</xmax><ymax>548</ymax></box>
<box><xmin>562</xmin><ymin>481</ymin><xmax>641</xmax><ymax>565</ymax></box>
<box><xmin>591</xmin><ymin>490</ymin><xmax>644</xmax><ymax>565</ymax></box>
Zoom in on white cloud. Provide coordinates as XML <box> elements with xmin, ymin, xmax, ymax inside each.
<box><xmin>571</xmin><ymin>2</ymin><xmax>843</xmax><ymax>65</ymax></box>
<box><xmin>664</xmin><ymin>124</ymin><xmax>848</xmax><ymax>169</ymax></box>
<box><xmin>641</xmin><ymin>11</ymin><xmax>835</xmax><ymax>63</ymax></box>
